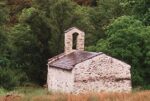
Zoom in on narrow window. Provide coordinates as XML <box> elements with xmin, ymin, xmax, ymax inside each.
<box><xmin>72</xmin><ymin>33</ymin><xmax>78</xmax><ymax>49</ymax></box>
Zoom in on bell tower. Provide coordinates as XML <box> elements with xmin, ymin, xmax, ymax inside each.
<box><xmin>64</xmin><ymin>27</ymin><xmax>85</xmax><ymax>54</ymax></box>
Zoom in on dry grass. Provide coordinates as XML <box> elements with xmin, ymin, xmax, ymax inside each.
<box><xmin>0</xmin><ymin>89</ymin><xmax>150</xmax><ymax>101</ymax></box>
<box><xmin>12</xmin><ymin>91</ymin><xmax>150</xmax><ymax>101</ymax></box>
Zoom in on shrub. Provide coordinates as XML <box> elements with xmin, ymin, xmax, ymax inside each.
<box><xmin>0</xmin><ymin>68</ymin><xmax>28</xmax><ymax>90</ymax></box>
<box><xmin>143</xmin><ymin>85</ymin><xmax>150</xmax><ymax>90</ymax></box>
<box><xmin>0</xmin><ymin>87</ymin><xmax>7</xmax><ymax>95</ymax></box>
<box><xmin>88</xmin><ymin>16</ymin><xmax>150</xmax><ymax>87</ymax></box>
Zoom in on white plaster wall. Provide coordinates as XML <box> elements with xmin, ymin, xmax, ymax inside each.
<box><xmin>73</xmin><ymin>54</ymin><xmax>132</xmax><ymax>93</ymax></box>
<box><xmin>47</xmin><ymin>67</ymin><xmax>74</xmax><ymax>93</ymax></box>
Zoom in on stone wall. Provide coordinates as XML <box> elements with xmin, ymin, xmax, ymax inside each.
<box><xmin>72</xmin><ymin>54</ymin><xmax>132</xmax><ymax>93</ymax></box>
<box><xmin>47</xmin><ymin>67</ymin><xmax>74</xmax><ymax>93</ymax></box>
<box><xmin>65</xmin><ymin>28</ymin><xmax>85</xmax><ymax>54</ymax></box>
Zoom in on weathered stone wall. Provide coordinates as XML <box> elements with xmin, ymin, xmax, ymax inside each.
<box><xmin>47</xmin><ymin>67</ymin><xmax>73</xmax><ymax>93</ymax></box>
<box><xmin>65</xmin><ymin>28</ymin><xmax>85</xmax><ymax>54</ymax></box>
<box><xmin>72</xmin><ymin>54</ymin><xmax>132</xmax><ymax>93</ymax></box>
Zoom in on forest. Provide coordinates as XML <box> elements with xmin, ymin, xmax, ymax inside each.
<box><xmin>0</xmin><ymin>0</ymin><xmax>150</xmax><ymax>90</ymax></box>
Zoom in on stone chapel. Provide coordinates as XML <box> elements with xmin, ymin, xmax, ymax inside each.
<box><xmin>47</xmin><ymin>27</ymin><xmax>132</xmax><ymax>93</ymax></box>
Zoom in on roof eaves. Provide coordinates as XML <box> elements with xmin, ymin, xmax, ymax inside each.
<box><xmin>48</xmin><ymin>64</ymin><xmax>72</xmax><ymax>71</ymax></box>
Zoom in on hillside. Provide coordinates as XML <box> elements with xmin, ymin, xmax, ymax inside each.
<box><xmin>0</xmin><ymin>0</ymin><xmax>150</xmax><ymax>92</ymax></box>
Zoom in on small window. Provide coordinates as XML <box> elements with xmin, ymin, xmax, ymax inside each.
<box><xmin>72</xmin><ymin>33</ymin><xmax>78</xmax><ymax>49</ymax></box>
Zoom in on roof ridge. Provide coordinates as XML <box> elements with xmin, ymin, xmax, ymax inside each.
<box><xmin>72</xmin><ymin>52</ymin><xmax>103</xmax><ymax>67</ymax></box>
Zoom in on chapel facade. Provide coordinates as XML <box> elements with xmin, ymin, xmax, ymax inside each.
<box><xmin>47</xmin><ymin>27</ymin><xmax>132</xmax><ymax>93</ymax></box>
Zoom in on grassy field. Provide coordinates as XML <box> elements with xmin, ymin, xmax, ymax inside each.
<box><xmin>0</xmin><ymin>87</ymin><xmax>150</xmax><ymax>101</ymax></box>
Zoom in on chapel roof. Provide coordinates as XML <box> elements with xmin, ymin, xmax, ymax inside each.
<box><xmin>48</xmin><ymin>50</ymin><xmax>103</xmax><ymax>70</ymax></box>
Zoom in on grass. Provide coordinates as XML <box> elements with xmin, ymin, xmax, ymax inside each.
<box><xmin>0</xmin><ymin>88</ymin><xmax>8</xmax><ymax>96</ymax></box>
<box><xmin>0</xmin><ymin>87</ymin><xmax>150</xmax><ymax>101</ymax></box>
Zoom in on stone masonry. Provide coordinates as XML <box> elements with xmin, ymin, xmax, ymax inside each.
<box><xmin>47</xmin><ymin>27</ymin><xmax>132</xmax><ymax>93</ymax></box>
<box><xmin>65</xmin><ymin>27</ymin><xmax>85</xmax><ymax>54</ymax></box>
<box><xmin>73</xmin><ymin>54</ymin><xmax>131</xmax><ymax>93</ymax></box>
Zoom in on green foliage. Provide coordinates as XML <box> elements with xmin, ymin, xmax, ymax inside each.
<box><xmin>0</xmin><ymin>0</ymin><xmax>149</xmax><ymax>90</ymax></box>
<box><xmin>74</xmin><ymin>6</ymin><xmax>95</xmax><ymax>45</ymax></box>
<box><xmin>87</xmin><ymin>0</ymin><xmax>128</xmax><ymax>45</ymax></box>
<box><xmin>34</xmin><ymin>0</ymin><xmax>77</xmax><ymax>54</ymax></box>
<box><xmin>88</xmin><ymin>16</ymin><xmax>150</xmax><ymax>86</ymax></box>
<box><xmin>124</xmin><ymin>0</ymin><xmax>150</xmax><ymax>25</ymax></box>
<box><xmin>15</xmin><ymin>87</ymin><xmax>50</xmax><ymax>96</ymax></box>
<box><xmin>13</xmin><ymin>0</ymin><xmax>95</xmax><ymax>84</ymax></box>
<box><xmin>0</xmin><ymin>28</ymin><xmax>6</xmax><ymax>52</ymax></box>
<box><xmin>19</xmin><ymin>7</ymin><xmax>38</xmax><ymax>22</ymax></box>
<box><xmin>17</xmin><ymin>7</ymin><xmax>51</xmax><ymax>84</ymax></box>
<box><xmin>143</xmin><ymin>85</ymin><xmax>150</xmax><ymax>90</ymax></box>
<box><xmin>0</xmin><ymin>10</ymin><xmax>7</xmax><ymax>25</ymax></box>
<box><xmin>0</xmin><ymin>6</ymin><xmax>7</xmax><ymax>52</ymax></box>
<box><xmin>34</xmin><ymin>0</ymin><xmax>95</xmax><ymax>52</ymax></box>
<box><xmin>0</xmin><ymin>87</ymin><xmax>7</xmax><ymax>95</ymax></box>
<box><xmin>0</xmin><ymin>68</ymin><xmax>27</xmax><ymax>90</ymax></box>
<box><xmin>10</xmin><ymin>24</ymin><xmax>45</xmax><ymax>84</ymax></box>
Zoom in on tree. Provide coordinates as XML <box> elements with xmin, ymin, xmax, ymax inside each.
<box><xmin>140</xmin><ymin>26</ymin><xmax>150</xmax><ymax>85</ymax></box>
<box><xmin>9</xmin><ymin>23</ymin><xmax>44</xmax><ymax>84</ymax></box>
<box><xmin>123</xmin><ymin>0</ymin><xmax>150</xmax><ymax>26</ymax></box>
<box><xmin>87</xmin><ymin>16</ymin><xmax>150</xmax><ymax>87</ymax></box>
<box><xmin>18</xmin><ymin>7</ymin><xmax>52</xmax><ymax>84</ymax></box>
<box><xmin>0</xmin><ymin>3</ymin><xmax>27</xmax><ymax>90</ymax></box>
<box><xmin>0</xmin><ymin>4</ymin><xmax>8</xmax><ymax>68</ymax></box>
<box><xmin>87</xmin><ymin>0</ymin><xmax>126</xmax><ymax>46</ymax></box>
<box><xmin>6</xmin><ymin>0</ymin><xmax>32</xmax><ymax>24</ymax></box>
<box><xmin>73</xmin><ymin>0</ymin><xmax>97</xmax><ymax>6</ymax></box>
<box><xmin>5</xmin><ymin>0</ymin><xmax>93</xmax><ymax>85</ymax></box>
<box><xmin>34</xmin><ymin>0</ymin><xmax>94</xmax><ymax>54</ymax></box>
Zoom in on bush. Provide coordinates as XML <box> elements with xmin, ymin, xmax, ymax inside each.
<box><xmin>0</xmin><ymin>87</ymin><xmax>7</xmax><ymax>95</ymax></box>
<box><xmin>0</xmin><ymin>68</ymin><xmax>28</xmax><ymax>90</ymax></box>
<box><xmin>87</xmin><ymin>16</ymin><xmax>150</xmax><ymax>87</ymax></box>
<box><xmin>143</xmin><ymin>85</ymin><xmax>150</xmax><ymax>90</ymax></box>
